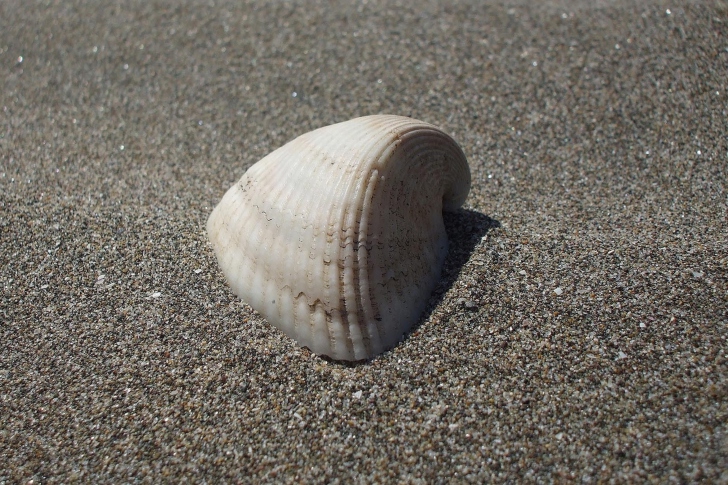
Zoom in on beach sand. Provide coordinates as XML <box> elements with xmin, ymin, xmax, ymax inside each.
<box><xmin>1</xmin><ymin>0</ymin><xmax>726</xmax><ymax>482</ymax></box>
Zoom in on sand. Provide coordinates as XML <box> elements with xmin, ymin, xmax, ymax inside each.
<box><xmin>1</xmin><ymin>0</ymin><xmax>726</xmax><ymax>482</ymax></box>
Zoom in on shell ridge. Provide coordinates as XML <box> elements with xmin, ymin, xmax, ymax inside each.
<box><xmin>340</xmin><ymin>172</ymin><xmax>367</xmax><ymax>359</ymax></box>
<box><xmin>324</xmin><ymin>122</ymin><xmax>403</xmax><ymax>359</ymax></box>
<box><xmin>342</xmin><ymin>125</ymin><xmax>413</xmax><ymax>359</ymax></box>
<box><xmin>322</xmin><ymin>133</ymin><xmax>379</xmax><ymax>359</ymax></box>
<box><xmin>356</xmin><ymin>168</ymin><xmax>385</xmax><ymax>354</ymax></box>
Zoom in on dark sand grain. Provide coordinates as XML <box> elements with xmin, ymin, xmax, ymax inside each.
<box><xmin>1</xmin><ymin>0</ymin><xmax>726</xmax><ymax>482</ymax></box>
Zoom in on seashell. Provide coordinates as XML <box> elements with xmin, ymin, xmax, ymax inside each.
<box><xmin>207</xmin><ymin>115</ymin><xmax>471</xmax><ymax>361</ymax></box>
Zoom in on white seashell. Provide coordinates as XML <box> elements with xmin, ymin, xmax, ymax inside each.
<box><xmin>207</xmin><ymin>115</ymin><xmax>471</xmax><ymax>361</ymax></box>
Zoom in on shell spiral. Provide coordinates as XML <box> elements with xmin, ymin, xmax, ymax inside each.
<box><xmin>207</xmin><ymin>115</ymin><xmax>471</xmax><ymax>360</ymax></box>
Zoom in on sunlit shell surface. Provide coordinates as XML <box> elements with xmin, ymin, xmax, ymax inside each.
<box><xmin>207</xmin><ymin>115</ymin><xmax>471</xmax><ymax>360</ymax></box>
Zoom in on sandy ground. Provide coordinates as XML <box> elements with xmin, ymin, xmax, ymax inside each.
<box><xmin>1</xmin><ymin>0</ymin><xmax>726</xmax><ymax>482</ymax></box>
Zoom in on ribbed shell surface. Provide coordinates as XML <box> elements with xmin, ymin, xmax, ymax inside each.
<box><xmin>207</xmin><ymin>115</ymin><xmax>471</xmax><ymax>360</ymax></box>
